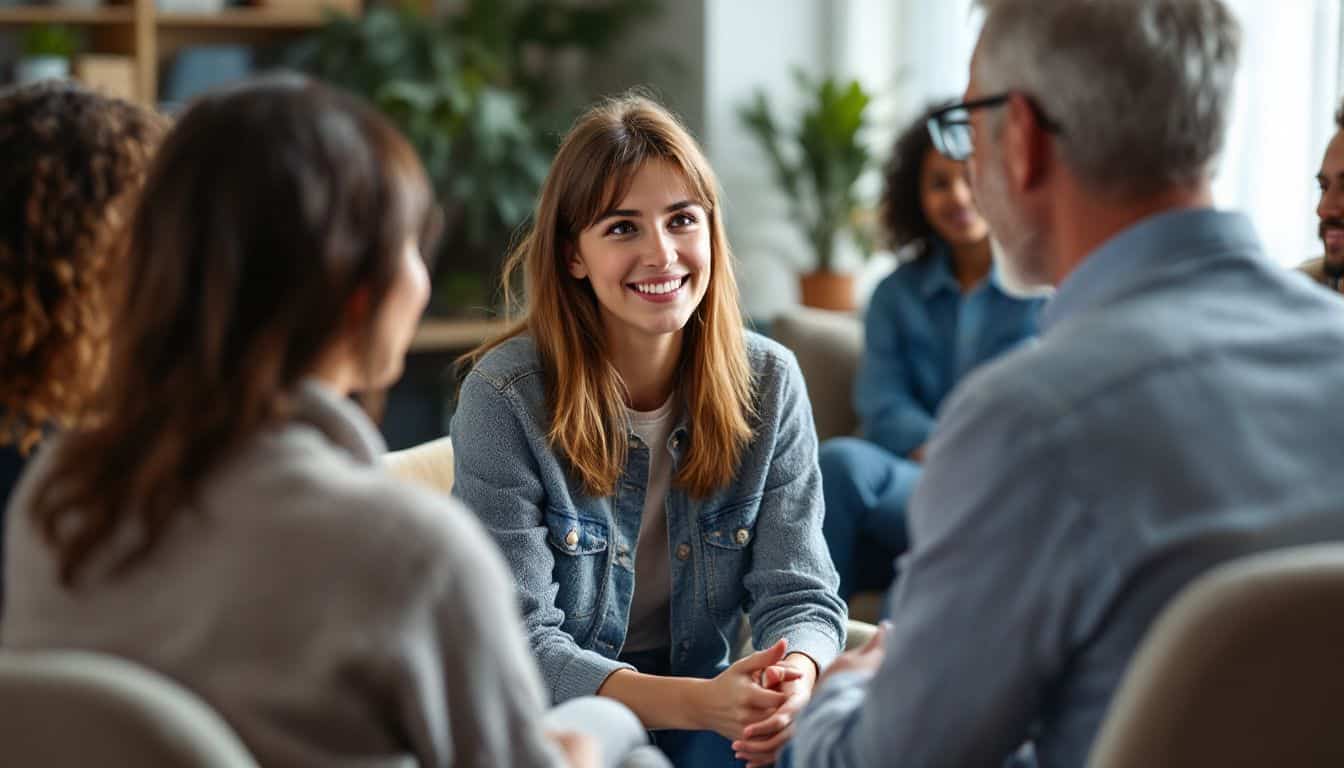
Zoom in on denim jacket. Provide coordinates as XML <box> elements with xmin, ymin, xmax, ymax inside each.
<box><xmin>857</xmin><ymin>241</ymin><xmax>1043</xmax><ymax>457</ymax></box>
<box><xmin>450</xmin><ymin>331</ymin><xmax>846</xmax><ymax>704</ymax></box>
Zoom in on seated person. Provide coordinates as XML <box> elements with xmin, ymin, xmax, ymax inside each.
<box><xmin>819</xmin><ymin>104</ymin><xmax>1044</xmax><ymax>600</ymax></box>
<box><xmin>2</xmin><ymin>75</ymin><xmax>657</xmax><ymax>768</ymax></box>
<box><xmin>0</xmin><ymin>82</ymin><xmax>164</xmax><ymax>591</ymax></box>
<box><xmin>1303</xmin><ymin>97</ymin><xmax>1344</xmax><ymax>292</ymax></box>
<box><xmin>794</xmin><ymin>2</ymin><xmax>1344</xmax><ymax>766</ymax></box>
<box><xmin>451</xmin><ymin>94</ymin><xmax>847</xmax><ymax>768</ymax></box>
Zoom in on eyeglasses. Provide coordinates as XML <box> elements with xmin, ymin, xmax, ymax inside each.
<box><xmin>926</xmin><ymin>93</ymin><xmax>1063</xmax><ymax>161</ymax></box>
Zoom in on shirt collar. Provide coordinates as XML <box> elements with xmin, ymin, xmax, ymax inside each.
<box><xmin>919</xmin><ymin>237</ymin><xmax>1011</xmax><ymax>298</ymax></box>
<box><xmin>919</xmin><ymin>239</ymin><xmax>963</xmax><ymax>299</ymax></box>
<box><xmin>1039</xmin><ymin>207</ymin><xmax>1261</xmax><ymax>333</ymax></box>
<box><xmin>293</xmin><ymin>379</ymin><xmax>387</xmax><ymax>464</ymax></box>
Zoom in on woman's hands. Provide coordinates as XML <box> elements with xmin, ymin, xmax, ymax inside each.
<box><xmin>731</xmin><ymin>650</ymin><xmax>818</xmax><ymax>767</ymax></box>
<box><xmin>689</xmin><ymin>639</ymin><xmax>804</xmax><ymax>743</ymax></box>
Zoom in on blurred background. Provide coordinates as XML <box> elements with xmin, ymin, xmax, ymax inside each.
<box><xmin>1</xmin><ymin>0</ymin><xmax>1340</xmax><ymax>446</ymax></box>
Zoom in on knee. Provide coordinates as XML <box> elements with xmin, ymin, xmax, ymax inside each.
<box><xmin>818</xmin><ymin>437</ymin><xmax>870</xmax><ymax>501</ymax></box>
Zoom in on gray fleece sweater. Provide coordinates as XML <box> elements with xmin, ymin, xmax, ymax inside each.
<box><xmin>2</xmin><ymin>382</ymin><xmax>562</xmax><ymax>768</ymax></box>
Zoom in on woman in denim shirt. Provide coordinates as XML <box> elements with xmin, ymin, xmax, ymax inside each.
<box><xmin>819</xmin><ymin>104</ymin><xmax>1044</xmax><ymax>600</ymax></box>
<box><xmin>452</xmin><ymin>95</ymin><xmax>846</xmax><ymax>768</ymax></box>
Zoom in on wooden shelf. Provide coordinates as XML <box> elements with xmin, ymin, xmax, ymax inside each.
<box><xmin>156</xmin><ymin>8</ymin><xmax>327</xmax><ymax>28</ymax></box>
<box><xmin>411</xmin><ymin>318</ymin><xmax>510</xmax><ymax>353</ymax></box>
<box><xmin>0</xmin><ymin>0</ymin><xmax>356</xmax><ymax>105</ymax></box>
<box><xmin>0</xmin><ymin>6</ymin><xmax>134</xmax><ymax>23</ymax></box>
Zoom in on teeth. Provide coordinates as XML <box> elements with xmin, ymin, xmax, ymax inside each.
<box><xmin>634</xmin><ymin>278</ymin><xmax>683</xmax><ymax>295</ymax></box>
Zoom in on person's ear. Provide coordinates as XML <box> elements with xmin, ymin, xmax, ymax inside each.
<box><xmin>566</xmin><ymin>243</ymin><xmax>589</xmax><ymax>280</ymax></box>
<box><xmin>1004</xmin><ymin>93</ymin><xmax>1052</xmax><ymax>192</ymax></box>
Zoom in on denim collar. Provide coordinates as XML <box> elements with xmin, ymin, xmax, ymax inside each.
<box><xmin>918</xmin><ymin>239</ymin><xmax>962</xmax><ymax>299</ymax></box>
<box><xmin>1039</xmin><ymin>208</ymin><xmax>1260</xmax><ymax>333</ymax></box>
<box><xmin>918</xmin><ymin>237</ymin><xmax>1009</xmax><ymax>299</ymax></box>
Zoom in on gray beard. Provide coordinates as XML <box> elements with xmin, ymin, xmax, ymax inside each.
<box><xmin>975</xmin><ymin>156</ymin><xmax>1053</xmax><ymax>296</ymax></box>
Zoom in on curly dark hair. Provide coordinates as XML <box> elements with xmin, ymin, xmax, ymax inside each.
<box><xmin>1336</xmin><ymin>96</ymin><xmax>1344</xmax><ymax>131</ymax></box>
<box><xmin>0</xmin><ymin>81</ymin><xmax>166</xmax><ymax>453</ymax></box>
<box><xmin>880</xmin><ymin>100</ymin><xmax>958</xmax><ymax>252</ymax></box>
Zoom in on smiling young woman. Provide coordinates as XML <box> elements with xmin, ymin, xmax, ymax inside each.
<box><xmin>452</xmin><ymin>94</ymin><xmax>847</xmax><ymax>768</ymax></box>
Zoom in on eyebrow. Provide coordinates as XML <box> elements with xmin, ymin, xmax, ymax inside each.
<box><xmin>595</xmin><ymin>200</ymin><xmax>697</xmax><ymax>223</ymax></box>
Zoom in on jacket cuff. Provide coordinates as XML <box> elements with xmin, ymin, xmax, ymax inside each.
<box><xmin>771</xmin><ymin>624</ymin><xmax>844</xmax><ymax>671</ymax></box>
<box><xmin>552</xmin><ymin>649</ymin><xmax>635</xmax><ymax>703</ymax></box>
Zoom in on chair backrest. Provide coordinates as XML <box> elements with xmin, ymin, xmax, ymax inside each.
<box><xmin>1088</xmin><ymin>543</ymin><xmax>1344</xmax><ymax>768</ymax></box>
<box><xmin>770</xmin><ymin>308</ymin><xmax>862</xmax><ymax>441</ymax></box>
<box><xmin>384</xmin><ymin>435</ymin><xmax>455</xmax><ymax>494</ymax></box>
<box><xmin>0</xmin><ymin>650</ymin><xmax>259</xmax><ymax>767</ymax></box>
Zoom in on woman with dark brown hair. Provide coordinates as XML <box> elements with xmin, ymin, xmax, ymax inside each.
<box><xmin>1</xmin><ymin>75</ymin><xmax>658</xmax><ymax>768</ymax></box>
<box><xmin>0</xmin><ymin>80</ymin><xmax>165</xmax><ymax>598</ymax></box>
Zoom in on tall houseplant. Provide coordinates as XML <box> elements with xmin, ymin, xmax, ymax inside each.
<box><xmin>740</xmin><ymin>73</ymin><xmax>875</xmax><ymax>310</ymax></box>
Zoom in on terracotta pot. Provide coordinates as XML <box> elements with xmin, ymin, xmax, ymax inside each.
<box><xmin>798</xmin><ymin>270</ymin><xmax>856</xmax><ymax>311</ymax></box>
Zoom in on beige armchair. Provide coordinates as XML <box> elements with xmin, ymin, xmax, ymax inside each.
<box><xmin>769</xmin><ymin>307</ymin><xmax>863</xmax><ymax>442</ymax></box>
<box><xmin>383</xmin><ymin>435</ymin><xmax>455</xmax><ymax>494</ymax></box>
<box><xmin>0</xmin><ymin>650</ymin><xmax>260</xmax><ymax>767</ymax></box>
<box><xmin>1088</xmin><ymin>543</ymin><xmax>1344</xmax><ymax>767</ymax></box>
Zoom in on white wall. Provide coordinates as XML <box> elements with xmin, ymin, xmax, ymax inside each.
<box><xmin>1214</xmin><ymin>0</ymin><xmax>1341</xmax><ymax>266</ymax></box>
<box><xmin>704</xmin><ymin>0</ymin><xmax>833</xmax><ymax>320</ymax></box>
<box><xmin>701</xmin><ymin>0</ymin><xmax>980</xmax><ymax>319</ymax></box>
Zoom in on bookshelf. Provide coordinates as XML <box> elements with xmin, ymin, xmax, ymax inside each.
<box><xmin>0</xmin><ymin>0</ymin><xmax>353</xmax><ymax>106</ymax></box>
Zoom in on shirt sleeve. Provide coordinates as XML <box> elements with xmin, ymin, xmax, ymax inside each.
<box><xmin>745</xmin><ymin>350</ymin><xmax>848</xmax><ymax>668</ymax></box>
<box><xmin>855</xmin><ymin>278</ymin><xmax>936</xmax><ymax>456</ymax></box>
<box><xmin>450</xmin><ymin>371</ymin><xmax>634</xmax><ymax>703</ymax></box>
<box><xmin>394</xmin><ymin>496</ymin><xmax>565</xmax><ymax>768</ymax></box>
<box><xmin>791</xmin><ymin>368</ymin><xmax>1090</xmax><ymax>768</ymax></box>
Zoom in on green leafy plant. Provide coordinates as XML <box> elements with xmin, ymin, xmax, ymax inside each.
<box><xmin>739</xmin><ymin>72</ymin><xmax>875</xmax><ymax>274</ymax></box>
<box><xmin>287</xmin><ymin>0</ymin><xmax>669</xmax><ymax>314</ymax></box>
<box><xmin>21</xmin><ymin>23</ymin><xmax>80</xmax><ymax>59</ymax></box>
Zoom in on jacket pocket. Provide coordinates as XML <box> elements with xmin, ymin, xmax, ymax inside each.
<box><xmin>545</xmin><ymin>507</ymin><xmax>609</xmax><ymax>621</ymax></box>
<box><xmin>700</xmin><ymin>495</ymin><xmax>761</xmax><ymax>618</ymax></box>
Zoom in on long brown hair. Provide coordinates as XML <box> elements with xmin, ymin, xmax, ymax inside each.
<box><xmin>0</xmin><ymin>82</ymin><xmax>165</xmax><ymax>454</ymax></box>
<box><xmin>465</xmin><ymin>94</ymin><xmax>753</xmax><ymax>498</ymax></box>
<box><xmin>33</xmin><ymin>75</ymin><xmax>434</xmax><ymax>586</ymax></box>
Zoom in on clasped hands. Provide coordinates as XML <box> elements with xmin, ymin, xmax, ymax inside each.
<box><xmin>693</xmin><ymin>638</ymin><xmax>815</xmax><ymax>767</ymax></box>
<box><xmin>705</xmin><ymin>623</ymin><xmax>893</xmax><ymax>767</ymax></box>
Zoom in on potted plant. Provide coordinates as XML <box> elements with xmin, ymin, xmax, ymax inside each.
<box><xmin>739</xmin><ymin>73</ymin><xmax>875</xmax><ymax>311</ymax></box>
<box><xmin>287</xmin><ymin>0</ymin><xmax>670</xmax><ymax>316</ymax></box>
<box><xmin>17</xmin><ymin>24</ymin><xmax>80</xmax><ymax>85</ymax></box>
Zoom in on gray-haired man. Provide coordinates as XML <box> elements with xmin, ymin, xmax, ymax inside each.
<box><xmin>791</xmin><ymin>1</ymin><xmax>1344</xmax><ymax>766</ymax></box>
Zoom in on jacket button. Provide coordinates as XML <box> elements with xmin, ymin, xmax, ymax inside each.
<box><xmin>734</xmin><ymin>528</ymin><xmax>750</xmax><ymax>546</ymax></box>
<box><xmin>565</xmin><ymin>529</ymin><xmax>579</xmax><ymax>549</ymax></box>
<box><xmin>675</xmin><ymin>543</ymin><xmax>691</xmax><ymax>561</ymax></box>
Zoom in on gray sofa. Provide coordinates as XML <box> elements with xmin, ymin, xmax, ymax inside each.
<box><xmin>771</xmin><ymin>308</ymin><xmax>894</xmax><ymax>622</ymax></box>
<box><xmin>771</xmin><ymin>307</ymin><xmax>863</xmax><ymax>442</ymax></box>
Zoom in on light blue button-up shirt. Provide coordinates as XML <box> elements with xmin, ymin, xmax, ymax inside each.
<box><xmin>794</xmin><ymin>208</ymin><xmax>1344</xmax><ymax>768</ymax></box>
<box><xmin>856</xmin><ymin>241</ymin><xmax>1043</xmax><ymax>457</ymax></box>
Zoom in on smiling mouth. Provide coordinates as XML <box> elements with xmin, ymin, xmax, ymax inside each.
<box><xmin>628</xmin><ymin>275</ymin><xmax>690</xmax><ymax>297</ymax></box>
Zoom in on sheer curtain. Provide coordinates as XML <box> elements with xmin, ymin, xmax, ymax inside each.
<box><xmin>880</xmin><ymin>0</ymin><xmax>1342</xmax><ymax>267</ymax></box>
<box><xmin>1215</xmin><ymin>0</ymin><xmax>1342</xmax><ymax>266</ymax></box>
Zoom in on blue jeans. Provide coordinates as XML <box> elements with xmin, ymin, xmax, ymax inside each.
<box><xmin>818</xmin><ymin>437</ymin><xmax>922</xmax><ymax>599</ymax></box>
